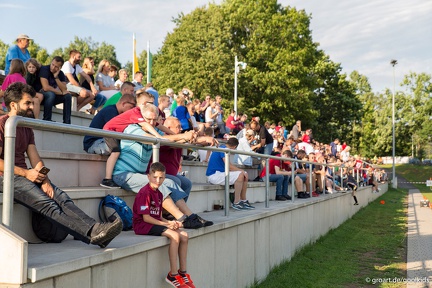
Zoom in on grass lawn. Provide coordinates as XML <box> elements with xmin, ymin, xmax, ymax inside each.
<box><xmin>383</xmin><ymin>164</ymin><xmax>432</xmax><ymax>202</ymax></box>
<box><xmin>251</xmin><ymin>188</ymin><xmax>408</xmax><ymax>288</ymax></box>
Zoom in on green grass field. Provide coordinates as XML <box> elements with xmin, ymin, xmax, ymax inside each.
<box><xmin>250</xmin><ymin>166</ymin><xmax>424</xmax><ymax>288</ymax></box>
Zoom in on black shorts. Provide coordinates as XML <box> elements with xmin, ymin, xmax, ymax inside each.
<box><xmin>104</xmin><ymin>137</ymin><xmax>120</xmax><ymax>153</ymax></box>
<box><xmin>147</xmin><ymin>224</ymin><xmax>167</xmax><ymax>236</ymax></box>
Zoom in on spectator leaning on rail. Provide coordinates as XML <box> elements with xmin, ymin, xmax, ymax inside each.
<box><xmin>0</xmin><ymin>82</ymin><xmax>122</xmax><ymax>248</ymax></box>
<box><xmin>110</xmin><ymin>104</ymin><xmax>212</xmax><ymax>228</ymax></box>
<box><xmin>4</xmin><ymin>34</ymin><xmax>32</xmax><ymax>75</ymax></box>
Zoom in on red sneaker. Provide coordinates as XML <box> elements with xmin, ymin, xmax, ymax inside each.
<box><xmin>312</xmin><ymin>191</ymin><xmax>319</xmax><ymax>197</ymax></box>
<box><xmin>165</xmin><ymin>272</ymin><xmax>189</xmax><ymax>288</ymax></box>
<box><xmin>178</xmin><ymin>270</ymin><xmax>196</xmax><ymax>288</ymax></box>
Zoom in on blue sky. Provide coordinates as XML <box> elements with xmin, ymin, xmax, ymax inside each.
<box><xmin>1</xmin><ymin>0</ymin><xmax>431</xmax><ymax>93</ymax></box>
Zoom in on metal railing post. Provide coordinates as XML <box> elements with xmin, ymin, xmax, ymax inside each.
<box><xmin>332</xmin><ymin>167</ymin><xmax>336</xmax><ymax>191</ymax></box>
<box><xmin>291</xmin><ymin>161</ymin><xmax>295</xmax><ymax>201</ymax></box>
<box><xmin>2</xmin><ymin>116</ymin><xmax>18</xmax><ymax>229</ymax></box>
<box><xmin>224</xmin><ymin>152</ymin><xmax>230</xmax><ymax>216</ymax></box>
<box><xmin>309</xmin><ymin>166</ymin><xmax>313</xmax><ymax>194</ymax></box>
<box><xmin>265</xmin><ymin>158</ymin><xmax>270</xmax><ymax>208</ymax></box>
<box><xmin>152</xmin><ymin>142</ymin><xmax>160</xmax><ymax>162</ymax></box>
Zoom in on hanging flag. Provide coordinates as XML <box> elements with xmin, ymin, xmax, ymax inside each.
<box><xmin>147</xmin><ymin>41</ymin><xmax>152</xmax><ymax>83</ymax></box>
<box><xmin>133</xmin><ymin>33</ymin><xmax>139</xmax><ymax>74</ymax></box>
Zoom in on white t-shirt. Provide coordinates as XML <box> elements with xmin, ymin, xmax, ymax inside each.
<box><xmin>234</xmin><ymin>137</ymin><xmax>253</xmax><ymax>166</ymax></box>
<box><xmin>96</xmin><ymin>72</ymin><xmax>114</xmax><ymax>88</ymax></box>
<box><xmin>61</xmin><ymin>62</ymin><xmax>83</xmax><ymax>83</ymax></box>
<box><xmin>205</xmin><ymin>106</ymin><xmax>215</xmax><ymax>123</ymax></box>
<box><xmin>297</xmin><ymin>142</ymin><xmax>314</xmax><ymax>155</ymax></box>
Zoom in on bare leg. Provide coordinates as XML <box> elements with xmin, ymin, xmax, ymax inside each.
<box><xmin>33</xmin><ymin>93</ymin><xmax>43</xmax><ymax>119</ymax></box>
<box><xmin>77</xmin><ymin>90</ymin><xmax>94</xmax><ymax>111</ymax></box>
<box><xmin>162</xmin><ymin>196</ymin><xmax>186</xmax><ymax>220</ymax></box>
<box><xmin>173</xmin><ymin>199</ymin><xmax>193</xmax><ymax>217</ymax></box>
<box><xmin>234</xmin><ymin>171</ymin><xmax>247</xmax><ymax>202</ymax></box>
<box><xmin>178</xmin><ymin>230</ymin><xmax>189</xmax><ymax>272</ymax></box>
<box><xmin>105</xmin><ymin>152</ymin><xmax>120</xmax><ymax>179</ymax></box>
<box><xmin>162</xmin><ymin>229</ymin><xmax>181</xmax><ymax>275</ymax></box>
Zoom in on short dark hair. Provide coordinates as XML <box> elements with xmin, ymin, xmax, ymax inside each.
<box><xmin>282</xmin><ymin>150</ymin><xmax>293</xmax><ymax>158</ymax></box>
<box><xmin>120</xmin><ymin>81</ymin><xmax>135</xmax><ymax>91</ymax></box>
<box><xmin>4</xmin><ymin>82</ymin><xmax>36</xmax><ymax>110</ymax></box>
<box><xmin>149</xmin><ymin>162</ymin><xmax>166</xmax><ymax>174</ymax></box>
<box><xmin>69</xmin><ymin>49</ymin><xmax>80</xmax><ymax>57</ymax></box>
<box><xmin>226</xmin><ymin>137</ymin><xmax>239</xmax><ymax>148</ymax></box>
<box><xmin>52</xmin><ymin>56</ymin><xmax>65</xmax><ymax>65</ymax></box>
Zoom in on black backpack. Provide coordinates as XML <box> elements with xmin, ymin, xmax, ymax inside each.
<box><xmin>31</xmin><ymin>212</ymin><xmax>68</xmax><ymax>243</ymax></box>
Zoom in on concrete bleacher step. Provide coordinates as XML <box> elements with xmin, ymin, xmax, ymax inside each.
<box><xmin>8</xmin><ymin>184</ymin><xmax>387</xmax><ymax>287</ymax></box>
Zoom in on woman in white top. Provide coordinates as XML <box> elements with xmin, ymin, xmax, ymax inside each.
<box><xmin>205</xmin><ymin>99</ymin><xmax>218</xmax><ymax>127</ymax></box>
<box><xmin>95</xmin><ymin>59</ymin><xmax>118</xmax><ymax>99</ymax></box>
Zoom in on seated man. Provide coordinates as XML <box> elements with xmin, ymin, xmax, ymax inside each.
<box><xmin>83</xmin><ymin>93</ymin><xmax>136</xmax><ymax>154</ymax></box>
<box><xmin>102</xmin><ymin>81</ymin><xmax>135</xmax><ymax>108</ymax></box>
<box><xmin>131</xmin><ymin>71</ymin><xmax>144</xmax><ymax>91</ymax></box>
<box><xmin>206</xmin><ymin>137</ymin><xmax>255</xmax><ymax>211</ymax></box>
<box><xmin>61</xmin><ymin>49</ymin><xmax>106</xmax><ymax>114</ymax></box>
<box><xmin>152</xmin><ymin>117</ymin><xmax>216</xmax><ymax>205</ymax></box>
<box><xmin>293</xmin><ymin>149</ymin><xmax>317</xmax><ymax>198</ymax></box>
<box><xmin>260</xmin><ymin>150</ymin><xmax>306</xmax><ymax>201</ymax></box>
<box><xmin>0</xmin><ymin>82</ymin><xmax>122</xmax><ymax>247</ymax></box>
<box><xmin>39</xmin><ymin>56</ymin><xmax>72</xmax><ymax>124</ymax></box>
<box><xmin>111</xmin><ymin>104</ymin><xmax>212</xmax><ymax>228</ymax></box>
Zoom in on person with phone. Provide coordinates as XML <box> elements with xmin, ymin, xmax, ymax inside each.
<box><xmin>0</xmin><ymin>82</ymin><xmax>122</xmax><ymax>248</ymax></box>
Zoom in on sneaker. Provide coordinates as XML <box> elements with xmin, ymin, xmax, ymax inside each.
<box><xmin>275</xmin><ymin>195</ymin><xmax>287</xmax><ymax>201</ymax></box>
<box><xmin>231</xmin><ymin>202</ymin><xmax>247</xmax><ymax>210</ymax></box>
<box><xmin>312</xmin><ymin>191</ymin><xmax>319</xmax><ymax>197</ymax></box>
<box><xmin>182</xmin><ymin>215</ymin><xmax>204</xmax><ymax>229</ymax></box>
<box><xmin>304</xmin><ymin>192</ymin><xmax>311</xmax><ymax>198</ymax></box>
<box><xmin>90</xmin><ymin>218</ymin><xmax>123</xmax><ymax>248</ymax></box>
<box><xmin>241</xmin><ymin>200</ymin><xmax>255</xmax><ymax>209</ymax></box>
<box><xmin>165</xmin><ymin>272</ymin><xmax>189</xmax><ymax>288</ymax></box>
<box><xmin>283</xmin><ymin>195</ymin><xmax>292</xmax><ymax>200</ymax></box>
<box><xmin>178</xmin><ymin>270</ymin><xmax>196</xmax><ymax>288</ymax></box>
<box><xmin>191</xmin><ymin>214</ymin><xmax>213</xmax><ymax>227</ymax></box>
<box><xmin>354</xmin><ymin>203</ymin><xmax>359</xmax><ymax>205</ymax></box>
<box><xmin>325</xmin><ymin>191</ymin><xmax>333</xmax><ymax>194</ymax></box>
<box><xmin>100</xmin><ymin>178</ymin><xmax>120</xmax><ymax>189</ymax></box>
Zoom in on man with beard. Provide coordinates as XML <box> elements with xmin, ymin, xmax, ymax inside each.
<box><xmin>39</xmin><ymin>56</ymin><xmax>72</xmax><ymax>124</ymax></box>
<box><xmin>61</xmin><ymin>49</ymin><xmax>106</xmax><ymax>114</ymax></box>
<box><xmin>0</xmin><ymin>82</ymin><xmax>122</xmax><ymax>247</ymax></box>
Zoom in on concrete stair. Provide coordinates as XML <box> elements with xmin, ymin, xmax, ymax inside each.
<box><xmin>0</xmin><ymin>108</ymin><xmax>389</xmax><ymax>287</ymax></box>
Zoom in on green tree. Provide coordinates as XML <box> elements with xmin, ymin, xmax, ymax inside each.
<box><xmin>153</xmin><ymin>4</ymin><xmax>232</xmax><ymax>99</ymax></box>
<box><xmin>0</xmin><ymin>39</ymin><xmax>9</xmax><ymax>71</ymax></box>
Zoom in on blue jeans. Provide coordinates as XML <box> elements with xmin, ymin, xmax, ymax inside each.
<box><xmin>0</xmin><ymin>176</ymin><xmax>95</xmax><ymax>243</ymax></box>
<box><xmin>113</xmin><ymin>171</ymin><xmax>188</xmax><ymax>203</ymax></box>
<box><xmin>267</xmin><ymin>174</ymin><xmax>290</xmax><ymax>196</ymax></box>
<box><xmin>41</xmin><ymin>91</ymin><xmax>72</xmax><ymax>124</ymax></box>
<box><xmin>92</xmin><ymin>93</ymin><xmax>106</xmax><ymax>109</ymax></box>
<box><xmin>165</xmin><ymin>174</ymin><xmax>192</xmax><ymax>202</ymax></box>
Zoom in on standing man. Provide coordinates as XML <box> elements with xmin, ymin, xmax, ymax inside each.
<box><xmin>61</xmin><ymin>49</ymin><xmax>106</xmax><ymax>113</ymax></box>
<box><xmin>250</xmin><ymin>120</ymin><xmax>273</xmax><ymax>155</ymax></box>
<box><xmin>0</xmin><ymin>82</ymin><xmax>122</xmax><ymax>247</ymax></box>
<box><xmin>39</xmin><ymin>56</ymin><xmax>72</xmax><ymax>124</ymax></box>
<box><xmin>215</xmin><ymin>95</ymin><xmax>226</xmax><ymax>134</ymax></box>
<box><xmin>4</xmin><ymin>34</ymin><xmax>31</xmax><ymax>75</ymax></box>
<box><xmin>291</xmin><ymin>120</ymin><xmax>301</xmax><ymax>141</ymax></box>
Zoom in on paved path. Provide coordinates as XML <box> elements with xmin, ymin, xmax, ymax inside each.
<box><xmin>407</xmin><ymin>187</ymin><xmax>432</xmax><ymax>288</ymax></box>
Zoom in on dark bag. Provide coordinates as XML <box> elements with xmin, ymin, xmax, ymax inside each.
<box><xmin>31</xmin><ymin>212</ymin><xmax>68</xmax><ymax>243</ymax></box>
<box><xmin>98</xmin><ymin>195</ymin><xmax>133</xmax><ymax>231</ymax></box>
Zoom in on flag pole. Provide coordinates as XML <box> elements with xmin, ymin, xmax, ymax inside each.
<box><xmin>133</xmin><ymin>33</ymin><xmax>136</xmax><ymax>76</ymax></box>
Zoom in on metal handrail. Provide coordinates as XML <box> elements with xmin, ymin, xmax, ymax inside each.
<box><xmin>2</xmin><ymin>116</ymin><xmax>349</xmax><ymax>228</ymax></box>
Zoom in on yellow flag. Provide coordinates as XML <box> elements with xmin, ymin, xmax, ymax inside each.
<box><xmin>133</xmin><ymin>33</ymin><xmax>139</xmax><ymax>74</ymax></box>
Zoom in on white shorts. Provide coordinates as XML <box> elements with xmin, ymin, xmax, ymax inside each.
<box><xmin>207</xmin><ymin>170</ymin><xmax>243</xmax><ymax>185</ymax></box>
<box><xmin>66</xmin><ymin>83</ymin><xmax>84</xmax><ymax>94</ymax></box>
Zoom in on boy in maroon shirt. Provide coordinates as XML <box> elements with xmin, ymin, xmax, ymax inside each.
<box><xmin>133</xmin><ymin>162</ymin><xmax>195</xmax><ymax>288</ymax></box>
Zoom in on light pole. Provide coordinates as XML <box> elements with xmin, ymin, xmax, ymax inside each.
<box><xmin>390</xmin><ymin>59</ymin><xmax>398</xmax><ymax>188</ymax></box>
<box><xmin>234</xmin><ymin>56</ymin><xmax>247</xmax><ymax>117</ymax></box>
